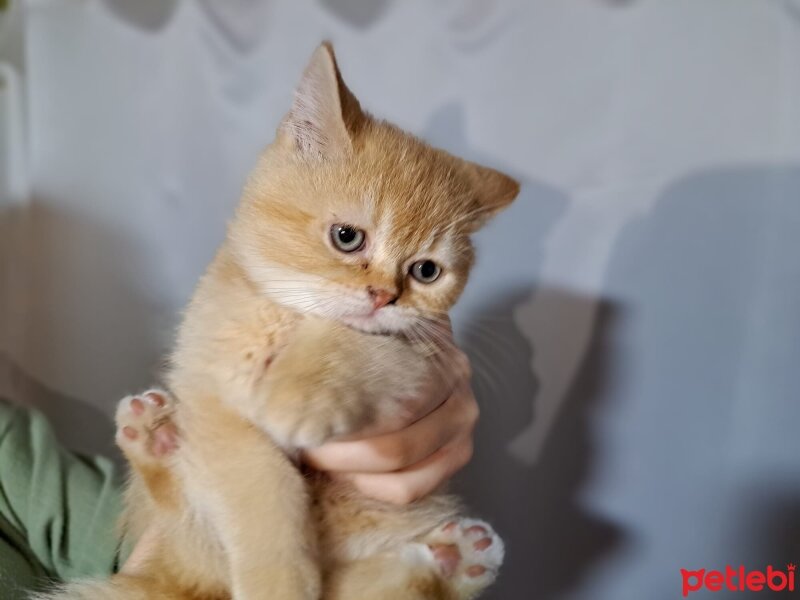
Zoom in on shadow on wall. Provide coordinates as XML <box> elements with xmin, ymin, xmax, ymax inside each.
<box><xmin>317</xmin><ymin>0</ymin><xmax>395</xmax><ymax>29</ymax></box>
<box><xmin>458</xmin><ymin>291</ymin><xmax>628</xmax><ymax>600</ymax></box>
<box><xmin>99</xmin><ymin>0</ymin><xmax>179</xmax><ymax>32</ymax></box>
<box><xmin>487</xmin><ymin>165</ymin><xmax>800</xmax><ymax>598</ymax></box>
<box><xmin>0</xmin><ymin>351</ymin><xmax>118</xmax><ymax>459</ymax></box>
<box><xmin>0</xmin><ymin>201</ymin><xmax>169</xmax><ymax>459</ymax></box>
<box><xmin>99</xmin><ymin>0</ymin><xmax>275</xmax><ymax>53</ymax></box>
<box><xmin>735</xmin><ymin>484</ymin><xmax>800</xmax><ymax>576</ymax></box>
<box><xmin>595</xmin><ymin>165</ymin><xmax>800</xmax><ymax>595</ymax></box>
<box><xmin>0</xmin><ymin>202</ymin><xmax>120</xmax><ymax>457</ymax></box>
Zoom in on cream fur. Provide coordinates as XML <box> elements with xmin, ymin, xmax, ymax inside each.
<box><xmin>37</xmin><ymin>42</ymin><xmax>519</xmax><ymax>600</ymax></box>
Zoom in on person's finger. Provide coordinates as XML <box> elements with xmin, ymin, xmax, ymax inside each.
<box><xmin>303</xmin><ymin>382</ymin><xmax>478</xmax><ymax>473</ymax></box>
<box><xmin>344</xmin><ymin>432</ymin><xmax>475</xmax><ymax>505</ymax></box>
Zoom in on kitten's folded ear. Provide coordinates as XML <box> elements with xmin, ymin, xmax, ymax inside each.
<box><xmin>279</xmin><ymin>41</ymin><xmax>364</xmax><ymax>159</ymax></box>
<box><xmin>464</xmin><ymin>162</ymin><xmax>521</xmax><ymax>230</ymax></box>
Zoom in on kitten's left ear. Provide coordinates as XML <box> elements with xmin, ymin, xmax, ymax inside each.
<box><xmin>279</xmin><ymin>41</ymin><xmax>363</xmax><ymax>159</ymax></box>
<box><xmin>464</xmin><ymin>162</ymin><xmax>520</xmax><ymax>230</ymax></box>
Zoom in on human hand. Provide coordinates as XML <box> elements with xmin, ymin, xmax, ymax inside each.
<box><xmin>302</xmin><ymin>332</ymin><xmax>478</xmax><ymax>505</ymax></box>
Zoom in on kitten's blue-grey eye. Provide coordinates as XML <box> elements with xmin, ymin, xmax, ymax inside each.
<box><xmin>330</xmin><ymin>224</ymin><xmax>365</xmax><ymax>253</ymax></box>
<box><xmin>410</xmin><ymin>260</ymin><xmax>441</xmax><ymax>284</ymax></box>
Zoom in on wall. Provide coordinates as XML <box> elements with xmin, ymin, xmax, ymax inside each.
<box><xmin>1</xmin><ymin>1</ymin><xmax>800</xmax><ymax>598</ymax></box>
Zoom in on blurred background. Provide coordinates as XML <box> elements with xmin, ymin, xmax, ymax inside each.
<box><xmin>1</xmin><ymin>1</ymin><xmax>800</xmax><ymax>598</ymax></box>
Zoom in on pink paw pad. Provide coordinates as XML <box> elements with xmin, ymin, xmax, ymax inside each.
<box><xmin>430</xmin><ymin>544</ymin><xmax>461</xmax><ymax>578</ymax></box>
<box><xmin>115</xmin><ymin>389</ymin><xmax>178</xmax><ymax>462</ymax></box>
<box><xmin>424</xmin><ymin>518</ymin><xmax>505</xmax><ymax>593</ymax></box>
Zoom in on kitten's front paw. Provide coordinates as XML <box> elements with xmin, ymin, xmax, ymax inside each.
<box><xmin>115</xmin><ymin>389</ymin><xmax>179</xmax><ymax>464</ymax></box>
<box><xmin>420</xmin><ymin>518</ymin><xmax>504</xmax><ymax>599</ymax></box>
<box><xmin>263</xmin><ymin>379</ymin><xmax>371</xmax><ymax>449</ymax></box>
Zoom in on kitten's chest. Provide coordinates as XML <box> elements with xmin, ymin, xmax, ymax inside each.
<box><xmin>228</xmin><ymin>300</ymin><xmax>300</xmax><ymax>381</ymax></box>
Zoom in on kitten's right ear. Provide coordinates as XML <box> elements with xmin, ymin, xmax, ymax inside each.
<box><xmin>462</xmin><ymin>162</ymin><xmax>520</xmax><ymax>231</ymax></box>
<box><xmin>279</xmin><ymin>42</ymin><xmax>363</xmax><ymax>160</ymax></box>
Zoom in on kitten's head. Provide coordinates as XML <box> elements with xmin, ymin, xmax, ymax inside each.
<box><xmin>231</xmin><ymin>42</ymin><xmax>519</xmax><ymax>335</ymax></box>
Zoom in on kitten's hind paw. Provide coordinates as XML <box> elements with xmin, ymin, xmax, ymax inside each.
<box><xmin>115</xmin><ymin>389</ymin><xmax>178</xmax><ymax>464</ymax></box>
<box><xmin>423</xmin><ymin>518</ymin><xmax>504</xmax><ymax>598</ymax></box>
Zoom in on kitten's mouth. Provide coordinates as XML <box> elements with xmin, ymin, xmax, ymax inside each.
<box><xmin>340</xmin><ymin>311</ymin><xmax>403</xmax><ymax>335</ymax></box>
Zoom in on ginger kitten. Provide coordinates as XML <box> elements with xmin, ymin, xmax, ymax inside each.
<box><xmin>39</xmin><ymin>42</ymin><xmax>519</xmax><ymax>600</ymax></box>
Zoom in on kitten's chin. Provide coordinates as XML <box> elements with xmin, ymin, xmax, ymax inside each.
<box><xmin>339</xmin><ymin>313</ymin><xmax>408</xmax><ymax>335</ymax></box>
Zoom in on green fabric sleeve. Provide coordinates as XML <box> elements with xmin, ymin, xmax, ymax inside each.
<box><xmin>0</xmin><ymin>399</ymin><xmax>125</xmax><ymax>597</ymax></box>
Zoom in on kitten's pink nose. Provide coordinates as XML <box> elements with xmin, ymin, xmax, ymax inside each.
<box><xmin>367</xmin><ymin>286</ymin><xmax>398</xmax><ymax>309</ymax></box>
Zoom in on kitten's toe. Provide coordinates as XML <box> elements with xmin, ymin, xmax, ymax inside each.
<box><xmin>423</xmin><ymin>518</ymin><xmax>504</xmax><ymax>597</ymax></box>
<box><xmin>115</xmin><ymin>389</ymin><xmax>179</xmax><ymax>463</ymax></box>
<box><xmin>429</xmin><ymin>543</ymin><xmax>461</xmax><ymax>578</ymax></box>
